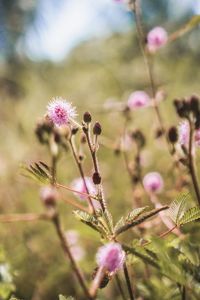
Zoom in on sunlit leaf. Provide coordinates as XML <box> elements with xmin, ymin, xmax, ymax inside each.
<box><xmin>179</xmin><ymin>206</ymin><xmax>200</xmax><ymax>225</ymax></box>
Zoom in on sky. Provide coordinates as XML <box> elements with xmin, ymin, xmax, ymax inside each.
<box><xmin>22</xmin><ymin>0</ymin><xmax>199</xmax><ymax>62</ymax></box>
<box><xmin>23</xmin><ymin>0</ymin><xmax>131</xmax><ymax>61</ymax></box>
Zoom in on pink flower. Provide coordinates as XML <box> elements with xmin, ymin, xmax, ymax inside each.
<box><xmin>96</xmin><ymin>243</ymin><xmax>125</xmax><ymax>273</ymax></box>
<box><xmin>178</xmin><ymin>120</ymin><xmax>189</xmax><ymax>147</ymax></box>
<box><xmin>65</xmin><ymin>230</ymin><xmax>85</xmax><ymax>261</ymax></box>
<box><xmin>40</xmin><ymin>186</ymin><xmax>58</xmax><ymax>206</ymax></box>
<box><xmin>127</xmin><ymin>91</ymin><xmax>150</xmax><ymax>110</ymax></box>
<box><xmin>147</xmin><ymin>27</ymin><xmax>168</xmax><ymax>53</ymax></box>
<box><xmin>65</xmin><ymin>230</ymin><xmax>79</xmax><ymax>246</ymax></box>
<box><xmin>143</xmin><ymin>172</ymin><xmax>164</xmax><ymax>194</ymax></box>
<box><xmin>47</xmin><ymin>97</ymin><xmax>77</xmax><ymax>126</ymax></box>
<box><xmin>71</xmin><ymin>177</ymin><xmax>96</xmax><ymax>200</ymax></box>
<box><xmin>71</xmin><ymin>177</ymin><xmax>101</xmax><ymax>209</ymax></box>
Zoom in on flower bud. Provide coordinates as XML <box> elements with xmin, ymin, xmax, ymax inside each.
<box><xmin>83</xmin><ymin>112</ymin><xmax>92</xmax><ymax>123</ymax></box>
<box><xmin>143</xmin><ymin>172</ymin><xmax>164</xmax><ymax>194</ymax></box>
<box><xmin>168</xmin><ymin>126</ymin><xmax>178</xmax><ymax>143</ymax></box>
<box><xmin>93</xmin><ymin>122</ymin><xmax>102</xmax><ymax>135</ymax></box>
<box><xmin>92</xmin><ymin>267</ymin><xmax>110</xmax><ymax>289</ymax></box>
<box><xmin>40</xmin><ymin>186</ymin><xmax>58</xmax><ymax>206</ymax></box>
<box><xmin>93</xmin><ymin>172</ymin><xmax>101</xmax><ymax>185</ymax></box>
<box><xmin>71</xmin><ymin>127</ymin><xmax>79</xmax><ymax>135</ymax></box>
<box><xmin>190</xmin><ymin>95</ymin><xmax>200</xmax><ymax>114</ymax></box>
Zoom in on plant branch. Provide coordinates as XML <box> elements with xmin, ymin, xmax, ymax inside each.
<box><xmin>69</xmin><ymin>137</ymin><xmax>96</xmax><ymax>215</ymax></box>
<box><xmin>188</xmin><ymin>120</ymin><xmax>200</xmax><ymax>205</ymax></box>
<box><xmin>123</xmin><ymin>263</ymin><xmax>135</xmax><ymax>300</ymax></box>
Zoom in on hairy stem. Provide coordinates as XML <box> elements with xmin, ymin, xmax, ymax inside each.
<box><xmin>123</xmin><ymin>263</ymin><xmax>135</xmax><ymax>300</ymax></box>
<box><xmin>69</xmin><ymin>137</ymin><xmax>96</xmax><ymax>215</ymax></box>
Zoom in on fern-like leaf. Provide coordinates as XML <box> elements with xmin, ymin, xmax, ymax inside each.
<box><xmin>179</xmin><ymin>206</ymin><xmax>200</xmax><ymax>225</ymax></box>
<box><xmin>168</xmin><ymin>192</ymin><xmax>190</xmax><ymax>225</ymax></box>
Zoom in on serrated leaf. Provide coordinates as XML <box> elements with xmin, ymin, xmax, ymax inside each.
<box><xmin>125</xmin><ymin>206</ymin><xmax>149</xmax><ymax>223</ymax></box>
<box><xmin>115</xmin><ymin>206</ymin><xmax>168</xmax><ymax>236</ymax></box>
<box><xmin>169</xmin><ymin>15</ymin><xmax>200</xmax><ymax>42</ymax></box>
<box><xmin>20</xmin><ymin>163</ymin><xmax>51</xmax><ymax>184</ymax></box>
<box><xmin>73</xmin><ymin>210</ymin><xmax>107</xmax><ymax>236</ymax></box>
<box><xmin>114</xmin><ymin>206</ymin><xmax>149</xmax><ymax>233</ymax></box>
<box><xmin>179</xmin><ymin>206</ymin><xmax>200</xmax><ymax>225</ymax></box>
<box><xmin>168</xmin><ymin>192</ymin><xmax>190</xmax><ymax>225</ymax></box>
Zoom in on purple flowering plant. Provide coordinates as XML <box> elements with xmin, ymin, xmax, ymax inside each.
<box><xmin>2</xmin><ymin>1</ymin><xmax>200</xmax><ymax>300</ymax></box>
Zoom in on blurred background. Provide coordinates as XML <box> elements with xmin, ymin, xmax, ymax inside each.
<box><xmin>0</xmin><ymin>0</ymin><xmax>200</xmax><ymax>299</ymax></box>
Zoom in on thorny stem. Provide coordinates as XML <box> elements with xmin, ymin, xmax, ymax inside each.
<box><xmin>188</xmin><ymin>120</ymin><xmax>200</xmax><ymax>205</ymax></box>
<box><xmin>131</xmin><ymin>0</ymin><xmax>171</xmax><ymax>150</ymax></box>
<box><xmin>115</xmin><ymin>274</ymin><xmax>127</xmax><ymax>300</ymax></box>
<box><xmin>123</xmin><ymin>263</ymin><xmax>135</xmax><ymax>300</ymax></box>
<box><xmin>69</xmin><ymin>137</ymin><xmax>96</xmax><ymax>215</ymax></box>
<box><xmin>84</xmin><ymin>124</ymin><xmax>107</xmax><ymax>212</ymax></box>
<box><xmin>52</xmin><ymin>213</ymin><xmax>92</xmax><ymax>300</ymax></box>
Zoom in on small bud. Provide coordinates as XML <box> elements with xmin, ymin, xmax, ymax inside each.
<box><xmin>131</xmin><ymin>130</ymin><xmax>145</xmax><ymax>148</ymax></box>
<box><xmin>93</xmin><ymin>122</ymin><xmax>102</xmax><ymax>135</ymax></box>
<box><xmin>35</xmin><ymin>117</ymin><xmax>54</xmax><ymax>144</ymax></box>
<box><xmin>173</xmin><ymin>99</ymin><xmax>190</xmax><ymax>118</ymax></box>
<box><xmin>80</xmin><ymin>134</ymin><xmax>87</xmax><ymax>144</ymax></box>
<box><xmin>190</xmin><ymin>95</ymin><xmax>200</xmax><ymax>114</ymax></box>
<box><xmin>40</xmin><ymin>186</ymin><xmax>58</xmax><ymax>206</ymax></box>
<box><xmin>71</xmin><ymin>127</ymin><xmax>79</xmax><ymax>135</ymax></box>
<box><xmin>155</xmin><ymin>128</ymin><xmax>164</xmax><ymax>139</ymax></box>
<box><xmin>92</xmin><ymin>267</ymin><xmax>110</xmax><ymax>289</ymax></box>
<box><xmin>93</xmin><ymin>172</ymin><xmax>101</xmax><ymax>185</ymax></box>
<box><xmin>168</xmin><ymin>126</ymin><xmax>178</xmax><ymax>143</ymax></box>
<box><xmin>83</xmin><ymin>112</ymin><xmax>92</xmax><ymax>123</ymax></box>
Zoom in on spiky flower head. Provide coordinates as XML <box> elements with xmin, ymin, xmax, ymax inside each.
<box><xmin>143</xmin><ymin>172</ymin><xmax>164</xmax><ymax>194</ymax></box>
<box><xmin>127</xmin><ymin>91</ymin><xmax>150</xmax><ymax>110</ymax></box>
<box><xmin>47</xmin><ymin>97</ymin><xmax>77</xmax><ymax>126</ymax></box>
<box><xmin>96</xmin><ymin>243</ymin><xmax>125</xmax><ymax>273</ymax></box>
<box><xmin>147</xmin><ymin>26</ymin><xmax>168</xmax><ymax>53</ymax></box>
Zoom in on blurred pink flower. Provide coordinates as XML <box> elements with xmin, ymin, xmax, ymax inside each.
<box><xmin>47</xmin><ymin>97</ymin><xmax>77</xmax><ymax>126</ymax></box>
<box><xmin>143</xmin><ymin>172</ymin><xmax>164</xmax><ymax>194</ymax></box>
<box><xmin>178</xmin><ymin>120</ymin><xmax>189</xmax><ymax>147</ymax></box>
<box><xmin>127</xmin><ymin>91</ymin><xmax>150</xmax><ymax>110</ymax></box>
<box><xmin>40</xmin><ymin>186</ymin><xmax>58</xmax><ymax>206</ymax></box>
<box><xmin>65</xmin><ymin>230</ymin><xmax>79</xmax><ymax>246</ymax></box>
<box><xmin>147</xmin><ymin>27</ymin><xmax>168</xmax><ymax>53</ymax></box>
<box><xmin>96</xmin><ymin>243</ymin><xmax>125</xmax><ymax>273</ymax></box>
<box><xmin>71</xmin><ymin>177</ymin><xmax>96</xmax><ymax>200</ymax></box>
<box><xmin>65</xmin><ymin>230</ymin><xmax>85</xmax><ymax>261</ymax></box>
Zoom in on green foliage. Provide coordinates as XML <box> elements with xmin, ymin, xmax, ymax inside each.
<box><xmin>0</xmin><ymin>248</ymin><xmax>15</xmax><ymax>300</ymax></box>
<box><xmin>59</xmin><ymin>295</ymin><xmax>74</xmax><ymax>300</ymax></box>
<box><xmin>115</xmin><ymin>206</ymin><xmax>168</xmax><ymax>236</ymax></box>
<box><xmin>114</xmin><ymin>206</ymin><xmax>149</xmax><ymax>233</ymax></box>
<box><xmin>21</xmin><ymin>161</ymin><xmax>51</xmax><ymax>184</ymax></box>
<box><xmin>168</xmin><ymin>192</ymin><xmax>200</xmax><ymax>226</ymax></box>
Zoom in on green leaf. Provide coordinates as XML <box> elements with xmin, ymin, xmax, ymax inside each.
<box><xmin>179</xmin><ymin>206</ymin><xmax>200</xmax><ymax>225</ymax></box>
<box><xmin>20</xmin><ymin>162</ymin><xmax>51</xmax><ymax>184</ymax></box>
<box><xmin>115</xmin><ymin>206</ymin><xmax>168</xmax><ymax>236</ymax></box>
<box><xmin>169</xmin><ymin>15</ymin><xmax>200</xmax><ymax>42</ymax></box>
<box><xmin>125</xmin><ymin>206</ymin><xmax>150</xmax><ymax>223</ymax></box>
<box><xmin>168</xmin><ymin>192</ymin><xmax>190</xmax><ymax>225</ymax></box>
<box><xmin>114</xmin><ymin>206</ymin><xmax>149</xmax><ymax>233</ymax></box>
<box><xmin>73</xmin><ymin>210</ymin><xmax>108</xmax><ymax>236</ymax></box>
